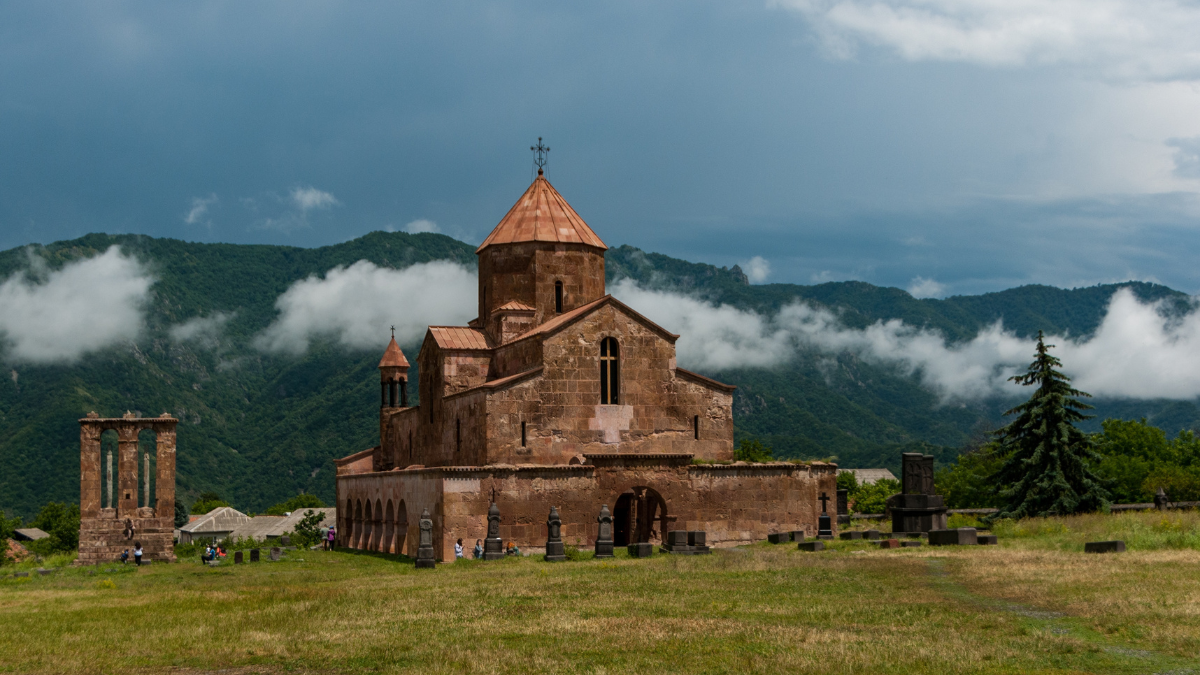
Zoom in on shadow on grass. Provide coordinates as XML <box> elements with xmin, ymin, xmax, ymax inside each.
<box><xmin>330</xmin><ymin>546</ymin><xmax>415</xmax><ymax>564</ymax></box>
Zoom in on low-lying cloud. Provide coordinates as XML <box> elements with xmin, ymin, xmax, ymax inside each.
<box><xmin>169</xmin><ymin>311</ymin><xmax>234</xmax><ymax>347</ymax></box>
<box><xmin>255</xmin><ymin>260</ymin><xmax>477</xmax><ymax>355</ymax></box>
<box><xmin>0</xmin><ymin>247</ymin><xmax>153</xmax><ymax>364</ymax></box>
<box><xmin>778</xmin><ymin>0</ymin><xmax>1200</xmax><ymax>82</ymax></box>
<box><xmin>613</xmin><ymin>279</ymin><xmax>1200</xmax><ymax>402</ymax></box>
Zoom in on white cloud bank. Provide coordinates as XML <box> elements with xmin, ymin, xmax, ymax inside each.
<box><xmin>403</xmin><ymin>219</ymin><xmax>440</xmax><ymax>234</ymax></box>
<box><xmin>0</xmin><ymin>247</ymin><xmax>153</xmax><ymax>364</ymax></box>
<box><xmin>289</xmin><ymin>186</ymin><xmax>338</xmax><ymax>212</ymax></box>
<box><xmin>907</xmin><ymin>276</ymin><xmax>946</xmax><ymax>299</ymax></box>
<box><xmin>255</xmin><ymin>260</ymin><xmax>477</xmax><ymax>354</ymax></box>
<box><xmin>169</xmin><ymin>311</ymin><xmax>234</xmax><ymax>347</ymax></box>
<box><xmin>743</xmin><ymin>256</ymin><xmax>771</xmax><ymax>284</ymax></box>
<box><xmin>184</xmin><ymin>194</ymin><xmax>217</xmax><ymax>225</ymax></box>
<box><xmin>613</xmin><ymin>279</ymin><xmax>1200</xmax><ymax>402</ymax></box>
<box><xmin>776</xmin><ymin>0</ymin><xmax>1200</xmax><ymax>81</ymax></box>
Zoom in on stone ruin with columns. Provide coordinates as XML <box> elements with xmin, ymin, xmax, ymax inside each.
<box><xmin>77</xmin><ymin>411</ymin><xmax>178</xmax><ymax>564</ymax></box>
<box><xmin>335</xmin><ymin>168</ymin><xmax>837</xmax><ymax>562</ymax></box>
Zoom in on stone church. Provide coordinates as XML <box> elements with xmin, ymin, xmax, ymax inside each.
<box><xmin>335</xmin><ymin>168</ymin><xmax>835</xmax><ymax>560</ymax></box>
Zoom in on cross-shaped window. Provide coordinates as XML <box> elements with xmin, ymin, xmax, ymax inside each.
<box><xmin>600</xmin><ymin>337</ymin><xmax>620</xmax><ymax>405</ymax></box>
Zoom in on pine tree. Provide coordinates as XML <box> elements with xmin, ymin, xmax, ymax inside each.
<box><xmin>992</xmin><ymin>331</ymin><xmax>1108</xmax><ymax>518</ymax></box>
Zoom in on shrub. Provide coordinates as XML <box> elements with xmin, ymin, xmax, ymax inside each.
<box><xmin>1142</xmin><ymin>465</ymin><xmax>1200</xmax><ymax>502</ymax></box>
<box><xmin>936</xmin><ymin>444</ymin><xmax>1005</xmax><ymax>509</ymax></box>
<box><xmin>287</xmin><ymin>509</ymin><xmax>326</xmax><ymax>548</ymax></box>
<box><xmin>191</xmin><ymin>492</ymin><xmax>231</xmax><ymax>515</ymax></box>
<box><xmin>836</xmin><ymin>471</ymin><xmax>859</xmax><ymax>493</ymax></box>
<box><xmin>851</xmin><ymin>478</ymin><xmax>900</xmax><ymax>514</ymax></box>
<box><xmin>734</xmin><ymin>439</ymin><xmax>772</xmax><ymax>463</ymax></box>
<box><xmin>24</xmin><ymin>502</ymin><xmax>80</xmax><ymax>556</ymax></box>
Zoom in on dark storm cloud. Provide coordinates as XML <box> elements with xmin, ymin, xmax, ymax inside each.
<box><xmin>2</xmin><ymin>1</ymin><xmax>1200</xmax><ymax>294</ymax></box>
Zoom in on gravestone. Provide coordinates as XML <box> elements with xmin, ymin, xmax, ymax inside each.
<box><xmin>250</xmin><ymin>548</ymin><xmax>260</xmax><ymax>562</ymax></box>
<box><xmin>662</xmin><ymin>530</ymin><xmax>692</xmax><ymax>553</ymax></box>
<box><xmin>817</xmin><ymin>492</ymin><xmax>835</xmax><ymax>540</ymax></box>
<box><xmin>1154</xmin><ymin>487</ymin><xmax>1169</xmax><ymax>511</ymax></box>
<box><xmin>234</xmin><ymin>551</ymin><xmax>243</xmax><ymax>564</ymax></box>
<box><xmin>890</xmin><ymin>453</ymin><xmax>948</xmax><ymax>534</ymax></box>
<box><xmin>768</xmin><ymin>532</ymin><xmax>791</xmax><ymax>544</ymax></box>
<box><xmin>929</xmin><ymin>528</ymin><xmax>978</xmax><ymax>546</ymax></box>
<box><xmin>594</xmin><ymin>504</ymin><xmax>615</xmax><ymax>558</ymax></box>
<box><xmin>901</xmin><ymin>541</ymin><xmax>922</xmax><ymax>548</ymax></box>
<box><xmin>877</xmin><ymin>539</ymin><xmax>901</xmax><ymax>549</ymax></box>
<box><xmin>791</xmin><ymin>531</ymin><xmax>805</xmax><ymax>542</ymax></box>
<box><xmin>687</xmin><ymin>531</ymin><xmax>710</xmax><ymax>554</ymax></box>
<box><xmin>270</xmin><ymin>547</ymin><xmax>281</xmax><ymax>561</ymax></box>
<box><xmin>416</xmin><ymin>508</ymin><xmax>437</xmax><ymax>568</ymax></box>
<box><xmin>483</xmin><ymin>502</ymin><xmax>505</xmax><ymax>561</ymax></box>
<box><xmin>280</xmin><ymin>535</ymin><xmax>291</xmax><ymax>547</ymax></box>
<box><xmin>836</xmin><ymin>489</ymin><xmax>851</xmax><ymax>526</ymax></box>
<box><xmin>1085</xmin><ymin>540</ymin><xmax>1125</xmax><ymax>553</ymax></box>
<box><xmin>797</xmin><ymin>541</ymin><xmax>825</xmax><ymax>552</ymax></box>
<box><xmin>13</xmin><ymin>571</ymin><xmax>28</xmax><ymax>577</ymax></box>
<box><xmin>864</xmin><ymin>529</ymin><xmax>881</xmax><ymax>540</ymax></box>
<box><xmin>627</xmin><ymin>542</ymin><xmax>654</xmax><ymax>558</ymax></box>
<box><xmin>839</xmin><ymin>531</ymin><xmax>863</xmax><ymax>540</ymax></box>
<box><xmin>544</xmin><ymin>506</ymin><xmax>566</xmax><ymax>562</ymax></box>
<box><xmin>977</xmin><ymin>535</ymin><xmax>998</xmax><ymax>545</ymax></box>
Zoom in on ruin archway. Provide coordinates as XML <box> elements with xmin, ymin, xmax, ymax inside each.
<box><xmin>353</xmin><ymin>499</ymin><xmax>363</xmax><ymax>549</ymax></box>
<box><xmin>137</xmin><ymin>428</ymin><xmax>157</xmax><ymax>510</ymax></box>
<box><xmin>396</xmin><ymin>500</ymin><xmax>409</xmax><ymax>556</ymax></box>
<box><xmin>99</xmin><ymin>429</ymin><xmax>120</xmax><ymax>511</ymax></box>
<box><xmin>612</xmin><ymin>487</ymin><xmax>668</xmax><ymax>546</ymax></box>
<box><xmin>373</xmin><ymin>499</ymin><xmax>384</xmax><ymax>552</ymax></box>
<box><xmin>383</xmin><ymin>499</ymin><xmax>395</xmax><ymax>554</ymax></box>
<box><xmin>343</xmin><ymin>498</ymin><xmax>352</xmax><ymax>547</ymax></box>
<box><xmin>364</xmin><ymin>500</ymin><xmax>375</xmax><ymax>551</ymax></box>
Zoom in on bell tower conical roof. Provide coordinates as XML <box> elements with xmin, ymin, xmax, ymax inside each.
<box><xmin>378</xmin><ymin>336</ymin><xmax>409</xmax><ymax>369</ymax></box>
<box><xmin>476</xmin><ymin>170</ymin><xmax>607</xmax><ymax>253</ymax></box>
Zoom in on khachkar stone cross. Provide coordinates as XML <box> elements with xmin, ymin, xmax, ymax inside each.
<box><xmin>483</xmin><ymin>501</ymin><xmax>505</xmax><ymax>560</ymax></box>
<box><xmin>415</xmin><ymin>508</ymin><xmax>436</xmax><ymax>569</ymax></box>
<box><xmin>817</xmin><ymin>492</ymin><xmax>834</xmax><ymax>540</ymax></box>
<box><xmin>594</xmin><ymin>504</ymin><xmax>615</xmax><ymax>558</ymax></box>
<box><xmin>544</xmin><ymin>506</ymin><xmax>566</xmax><ymax>562</ymax></box>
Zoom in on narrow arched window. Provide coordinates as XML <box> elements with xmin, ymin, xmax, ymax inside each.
<box><xmin>554</xmin><ymin>281</ymin><xmax>564</xmax><ymax>313</ymax></box>
<box><xmin>694</xmin><ymin>415</ymin><xmax>700</xmax><ymax>440</ymax></box>
<box><xmin>600</xmin><ymin>337</ymin><xmax>620</xmax><ymax>405</ymax></box>
<box><xmin>456</xmin><ymin>418</ymin><xmax>461</xmax><ymax>452</ymax></box>
<box><xmin>521</xmin><ymin>421</ymin><xmax>527</xmax><ymax>447</ymax></box>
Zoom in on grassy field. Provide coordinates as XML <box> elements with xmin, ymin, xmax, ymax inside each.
<box><xmin>2</xmin><ymin>512</ymin><xmax>1199</xmax><ymax>674</ymax></box>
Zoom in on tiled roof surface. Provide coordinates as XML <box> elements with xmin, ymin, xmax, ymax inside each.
<box><xmin>476</xmin><ymin>172</ymin><xmax>607</xmax><ymax>253</ymax></box>
<box><xmin>179</xmin><ymin>506</ymin><xmax>251</xmax><ymax>533</ymax></box>
<box><xmin>378</xmin><ymin>337</ymin><xmax>410</xmax><ymax>368</ymax></box>
<box><xmin>508</xmin><ymin>295</ymin><xmax>678</xmax><ymax>345</ymax></box>
<box><xmin>428</xmin><ymin>326</ymin><xmax>491</xmax><ymax>351</ymax></box>
<box><xmin>228</xmin><ymin>508</ymin><xmax>337</xmax><ymax>541</ymax></box>
<box><xmin>837</xmin><ymin>468</ymin><xmax>898</xmax><ymax>484</ymax></box>
<box><xmin>495</xmin><ymin>300</ymin><xmax>535</xmax><ymax>312</ymax></box>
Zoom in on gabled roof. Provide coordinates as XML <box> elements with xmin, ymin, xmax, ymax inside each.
<box><xmin>228</xmin><ymin>508</ymin><xmax>337</xmax><ymax>541</ymax></box>
<box><xmin>378</xmin><ymin>337</ymin><xmax>410</xmax><ymax>369</ymax></box>
<box><xmin>427</xmin><ymin>326</ymin><xmax>491</xmax><ymax>351</ymax></box>
<box><xmin>495</xmin><ymin>300</ymin><xmax>535</xmax><ymax>312</ymax></box>
<box><xmin>178</xmin><ymin>506</ymin><xmax>250</xmax><ymax>533</ymax></box>
<box><xmin>837</xmin><ymin>468</ymin><xmax>898</xmax><ymax>485</ymax></box>
<box><xmin>509</xmin><ymin>295</ymin><xmax>679</xmax><ymax>346</ymax></box>
<box><xmin>476</xmin><ymin>171</ymin><xmax>607</xmax><ymax>253</ymax></box>
<box><xmin>12</xmin><ymin>528</ymin><xmax>49</xmax><ymax>541</ymax></box>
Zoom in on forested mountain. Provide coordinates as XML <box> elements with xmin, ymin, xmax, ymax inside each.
<box><xmin>1</xmin><ymin>232</ymin><xmax>1196</xmax><ymax>517</ymax></box>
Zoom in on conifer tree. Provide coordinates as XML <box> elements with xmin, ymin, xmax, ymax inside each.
<box><xmin>992</xmin><ymin>331</ymin><xmax>1108</xmax><ymax>518</ymax></box>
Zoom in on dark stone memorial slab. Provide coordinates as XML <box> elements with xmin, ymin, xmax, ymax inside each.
<box><xmin>901</xmin><ymin>541</ymin><xmax>922</xmax><ymax>548</ymax></box>
<box><xmin>14</xmin><ymin>571</ymin><xmax>28</xmax><ymax>577</ymax></box>
<box><xmin>415</xmin><ymin>507</ymin><xmax>437</xmax><ymax>568</ymax></box>
<box><xmin>270</xmin><ymin>547</ymin><xmax>281</xmax><ymax>561</ymax></box>
<box><xmin>483</xmin><ymin>502</ymin><xmax>505</xmax><ymax>561</ymax></box>
<box><xmin>817</xmin><ymin>492</ymin><xmax>835</xmax><ymax>540</ymax></box>
<box><xmin>627</xmin><ymin>542</ymin><xmax>654</xmax><ymax>558</ymax></box>
<box><xmin>791</xmin><ymin>531</ymin><xmax>805</xmax><ymax>542</ymax></box>
<box><xmin>594</xmin><ymin>504</ymin><xmax>615</xmax><ymax>558</ymax></box>
<box><xmin>234</xmin><ymin>551</ymin><xmax>243</xmax><ymax>564</ymax></box>
<box><xmin>977</xmin><ymin>535</ymin><xmax>998</xmax><ymax>545</ymax></box>
<box><xmin>929</xmin><ymin>528</ymin><xmax>978</xmax><ymax>546</ymax></box>
<box><xmin>890</xmin><ymin>453</ymin><xmax>949</xmax><ymax>535</ymax></box>
<box><xmin>839</xmin><ymin>531</ymin><xmax>864</xmax><ymax>540</ymax></box>
<box><xmin>797</xmin><ymin>541</ymin><xmax>825</xmax><ymax>552</ymax></box>
<box><xmin>1084</xmin><ymin>540</ymin><xmax>1126</xmax><ymax>553</ymax></box>
<box><xmin>877</xmin><ymin>539</ymin><xmax>901</xmax><ymax>549</ymax></box>
<box><xmin>689</xmin><ymin>531</ymin><xmax>711</xmax><ymax>554</ymax></box>
<box><xmin>768</xmin><ymin>532</ymin><xmax>791</xmax><ymax>544</ymax></box>
<box><xmin>837</xmin><ymin>488</ymin><xmax>851</xmax><ymax>526</ymax></box>
<box><xmin>250</xmin><ymin>548</ymin><xmax>260</xmax><ymax>562</ymax></box>
<box><xmin>864</xmin><ymin>529</ymin><xmax>881</xmax><ymax>540</ymax></box>
<box><xmin>280</xmin><ymin>535</ymin><xmax>291</xmax><ymax>547</ymax></box>
<box><xmin>544</xmin><ymin>506</ymin><xmax>566</xmax><ymax>562</ymax></box>
<box><xmin>1155</xmin><ymin>487</ymin><xmax>1169</xmax><ymax>511</ymax></box>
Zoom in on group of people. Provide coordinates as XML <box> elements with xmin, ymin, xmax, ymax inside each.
<box><xmin>454</xmin><ymin>538</ymin><xmax>520</xmax><ymax>559</ymax></box>
<box><xmin>201</xmin><ymin>544</ymin><xmax>226</xmax><ymax>563</ymax></box>
<box><xmin>118</xmin><ymin>543</ymin><xmax>144</xmax><ymax>566</ymax></box>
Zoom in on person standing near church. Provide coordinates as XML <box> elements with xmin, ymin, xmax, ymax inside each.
<box><xmin>473</xmin><ymin>539</ymin><xmax>483</xmax><ymax>559</ymax></box>
<box><xmin>133</xmin><ymin>543</ymin><xmax>143</xmax><ymax>566</ymax></box>
<box><xmin>454</xmin><ymin>538</ymin><xmax>464</xmax><ymax>559</ymax></box>
<box><xmin>326</xmin><ymin>526</ymin><xmax>335</xmax><ymax>551</ymax></box>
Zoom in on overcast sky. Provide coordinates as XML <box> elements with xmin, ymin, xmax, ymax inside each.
<box><xmin>3</xmin><ymin>1</ymin><xmax>1200</xmax><ymax>296</ymax></box>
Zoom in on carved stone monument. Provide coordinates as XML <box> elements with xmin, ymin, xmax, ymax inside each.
<box><xmin>1155</xmin><ymin>487</ymin><xmax>1169</xmax><ymax>511</ymax></box>
<box><xmin>594</xmin><ymin>504</ymin><xmax>614</xmax><ymax>558</ymax></box>
<box><xmin>836</xmin><ymin>489</ymin><xmax>851</xmax><ymax>526</ymax></box>
<box><xmin>890</xmin><ymin>452</ymin><xmax>948</xmax><ymax>535</ymax></box>
<box><xmin>77</xmin><ymin>412</ymin><xmax>178</xmax><ymax>565</ymax></box>
<box><xmin>415</xmin><ymin>508</ymin><xmax>437</xmax><ymax>568</ymax></box>
<box><xmin>483</xmin><ymin>502</ymin><xmax>505</xmax><ymax>561</ymax></box>
<box><xmin>816</xmin><ymin>492</ymin><xmax>835</xmax><ymax>540</ymax></box>
<box><xmin>544</xmin><ymin>506</ymin><xmax>566</xmax><ymax>562</ymax></box>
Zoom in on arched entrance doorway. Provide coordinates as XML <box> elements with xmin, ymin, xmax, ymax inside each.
<box><xmin>612</xmin><ymin>487</ymin><xmax>668</xmax><ymax>546</ymax></box>
<box><xmin>383</xmin><ymin>499</ymin><xmax>395</xmax><ymax>554</ymax></box>
<box><xmin>396</xmin><ymin>501</ymin><xmax>409</xmax><ymax>556</ymax></box>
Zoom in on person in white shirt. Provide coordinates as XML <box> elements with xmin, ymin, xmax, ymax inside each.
<box><xmin>133</xmin><ymin>543</ymin><xmax>144</xmax><ymax>566</ymax></box>
<box><xmin>454</xmin><ymin>538</ymin><xmax>464</xmax><ymax>559</ymax></box>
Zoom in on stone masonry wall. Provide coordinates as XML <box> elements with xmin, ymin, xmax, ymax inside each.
<box><xmin>478</xmin><ymin>243</ymin><xmax>606</xmax><ymax>339</ymax></box>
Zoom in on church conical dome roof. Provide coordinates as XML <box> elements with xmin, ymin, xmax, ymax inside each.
<box><xmin>476</xmin><ymin>170</ymin><xmax>607</xmax><ymax>253</ymax></box>
<box><xmin>378</xmin><ymin>337</ymin><xmax>409</xmax><ymax>369</ymax></box>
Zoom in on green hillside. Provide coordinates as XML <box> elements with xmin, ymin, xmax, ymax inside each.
<box><xmin>1</xmin><ymin>233</ymin><xmax>1197</xmax><ymax>517</ymax></box>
